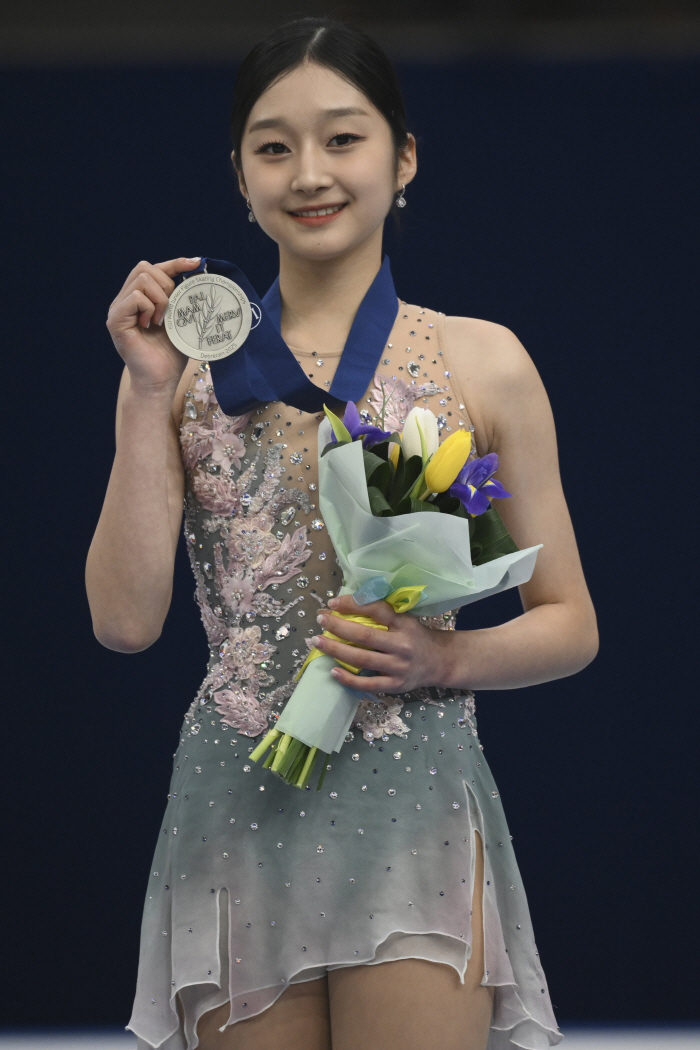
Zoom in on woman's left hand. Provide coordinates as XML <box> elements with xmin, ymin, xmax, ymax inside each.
<box><xmin>310</xmin><ymin>594</ymin><xmax>453</xmax><ymax>694</ymax></box>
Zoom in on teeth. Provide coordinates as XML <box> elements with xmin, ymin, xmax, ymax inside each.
<box><xmin>293</xmin><ymin>205</ymin><xmax>344</xmax><ymax>217</ymax></box>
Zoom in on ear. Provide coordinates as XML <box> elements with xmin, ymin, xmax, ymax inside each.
<box><xmin>397</xmin><ymin>133</ymin><xmax>418</xmax><ymax>190</ymax></box>
<box><xmin>231</xmin><ymin>150</ymin><xmax>248</xmax><ymax>198</ymax></box>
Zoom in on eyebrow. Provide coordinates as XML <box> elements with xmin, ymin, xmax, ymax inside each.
<box><xmin>247</xmin><ymin>106</ymin><xmax>370</xmax><ymax>134</ymax></box>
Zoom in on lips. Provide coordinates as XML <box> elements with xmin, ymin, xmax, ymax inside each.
<box><xmin>288</xmin><ymin>202</ymin><xmax>348</xmax><ymax>226</ymax></box>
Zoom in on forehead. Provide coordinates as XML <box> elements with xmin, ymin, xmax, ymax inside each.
<box><xmin>245</xmin><ymin>62</ymin><xmax>382</xmax><ymax>131</ymax></box>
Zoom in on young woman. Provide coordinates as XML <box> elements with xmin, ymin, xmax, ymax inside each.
<box><xmin>86</xmin><ymin>17</ymin><xmax>597</xmax><ymax>1050</ymax></box>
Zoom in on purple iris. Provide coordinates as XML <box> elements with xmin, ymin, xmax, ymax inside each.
<box><xmin>449</xmin><ymin>453</ymin><xmax>512</xmax><ymax>515</ymax></box>
<box><xmin>337</xmin><ymin>400</ymin><xmax>392</xmax><ymax>447</ymax></box>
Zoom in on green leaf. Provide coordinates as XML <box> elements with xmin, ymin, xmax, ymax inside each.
<box><xmin>367</xmin><ymin>460</ymin><xmax>392</xmax><ymax>493</ymax></box>
<box><xmin>398</xmin><ymin>455</ymin><xmax>423</xmax><ymax>503</ymax></box>
<box><xmin>367</xmin><ymin>486</ymin><xmax>394</xmax><ymax>516</ymax></box>
<box><xmin>366</xmin><ymin>439</ymin><xmax>390</xmax><ymax>461</ymax></box>
<box><xmin>395</xmin><ymin>495</ymin><xmax>440</xmax><ymax>514</ymax></box>
<box><xmin>320</xmin><ymin>439</ymin><xmax>349</xmax><ymax>458</ymax></box>
<box><xmin>362</xmin><ymin>449</ymin><xmax>388</xmax><ymax>482</ymax></box>
<box><xmin>468</xmin><ymin>504</ymin><xmax>519</xmax><ymax>566</ymax></box>
<box><xmin>432</xmin><ymin>493</ymin><xmax>464</xmax><ymax>516</ymax></box>
<box><xmin>323</xmin><ymin>403</ymin><xmax>352</xmax><ymax>443</ymax></box>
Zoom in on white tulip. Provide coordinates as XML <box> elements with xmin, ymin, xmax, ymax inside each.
<box><xmin>401</xmin><ymin>407</ymin><xmax>440</xmax><ymax>463</ymax></box>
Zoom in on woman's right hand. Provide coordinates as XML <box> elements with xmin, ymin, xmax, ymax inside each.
<box><xmin>106</xmin><ymin>256</ymin><xmax>202</xmax><ymax>393</ymax></box>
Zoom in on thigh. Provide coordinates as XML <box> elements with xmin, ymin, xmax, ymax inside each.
<box><xmin>327</xmin><ymin>831</ymin><xmax>494</xmax><ymax>1050</ymax></box>
<box><xmin>185</xmin><ymin>976</ymin><xmax>332</xmax><ymax>1050</ymax></box>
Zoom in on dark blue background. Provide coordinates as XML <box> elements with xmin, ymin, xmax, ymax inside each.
<box><xmin>3</xmin><ymin>58</ymin><xmax>698</xmax><ymax>1025</ymax></box>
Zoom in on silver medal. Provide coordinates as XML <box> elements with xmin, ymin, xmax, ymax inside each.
<box><xmin>164</xmin><ymin>271</ymin><xmax>252</xmax><ymax>361</ymax></box>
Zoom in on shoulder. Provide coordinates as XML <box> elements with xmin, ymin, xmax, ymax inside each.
<box><xmin>436</xmin><ymin>312</ymin><xmax>547</xmax><ymax>453</ymax></box>
<box><xmin>442</xmin><ymin>314</ymin><xmax>539</xmax><ymax>390</ymax></box>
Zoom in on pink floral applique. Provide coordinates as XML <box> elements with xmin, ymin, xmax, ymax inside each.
<box><xmin>218</xmin><ymin>625</ymin><xmax>275</xmax><ymax>681</ymax></box>
<box><xmin>353</xmin><ymin>696</ymin><xmax>411</xmax><ymax>742</ymax></box>
<box><xmin>180</xmin><ymin>420</ymin><xmax>215</xmax><ymax>470</ymax></box>
<box><xmin>213</xmin><ymin>685</ymin><xmax>270</xmax><ymax>738</ymax></box>
<box><xmin>368</xmin><ymin>374</ymin><xmax>419</xmax><ymax>432</ymax></box>
<box><xmin>191</xmin><ymin>470</ymin><xmax>242</xmax><ymax>515</ymax></box>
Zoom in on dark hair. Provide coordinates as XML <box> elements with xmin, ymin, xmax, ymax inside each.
<box><xmin>231</xmin><ymin>17</ymin><xmax>410</xmax><ymax>173</ymax></box>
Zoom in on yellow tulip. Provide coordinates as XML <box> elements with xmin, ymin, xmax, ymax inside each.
<box><xmin>389</xmin><ymin>441</ymin><xmax>401</xmax><ymax>468</ymax></box>
<box><xmin>424</xmin><ymin>430</ymin><xmax>472</xmax><ymax>493</ymax></box>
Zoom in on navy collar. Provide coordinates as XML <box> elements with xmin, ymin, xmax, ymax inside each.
<box><xmin>183</xmin><ymin>256</ymin><xmax>398</xmax><ymax>417</ymax></box>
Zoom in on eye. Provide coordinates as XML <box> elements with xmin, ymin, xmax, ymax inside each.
<box><xmin>328</xmin><ymin>133</ymin><xmax>363</xmax><ymax>147</ymax></box>
<box><xmin>255</xmin><ymin>140</ymin><xmax>290</xmax><ymax>155</ymax></box>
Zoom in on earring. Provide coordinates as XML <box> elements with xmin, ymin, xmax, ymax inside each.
<box><xmin>246</xmin><ymin>198</ymin><xmax>257</xmax><ymax>223</ymax></box>
<box><xmin>395</xmin><ymin>184</ymin><xmax>407</xmax><ymax>209</ymax></box>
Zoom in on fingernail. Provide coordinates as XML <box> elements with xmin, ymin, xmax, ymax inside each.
<box><xmin>310</xmin><ymin>635</ymin><xmax>322</xmax><ymax>647</ymax></box>
<box><xmin>316</xmin><ymin>613</ymin><xmax>327</xmax><ymax>625</ymax></box>
<box><xmin>187</xmin><ymin>256</ymin><xmax>201</xmax><ymax>263</ymax></box>
<box><xmin>330</xmin><ymin>667</ymin><xmax>342</xmax><ymax>679</ymax></box>
<box><xmin>157</xmin><ymin>316</ymin><xmax>164</xmax><ymax>326</ymax></box>
<box><xmin>328</xmin><ymin>598</ymin><xmax>339</xmax><ymax>609</ymax></box>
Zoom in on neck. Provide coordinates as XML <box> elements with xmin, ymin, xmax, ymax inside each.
<box><xmin>277</xmin><ymin>232</ymin><xmax>384</xmax><ymax>354</ymax></box>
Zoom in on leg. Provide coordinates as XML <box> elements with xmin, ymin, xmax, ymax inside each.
<box><xmin>183</xmin><ymin>976</ymin><xmax>332</xmax><ymax>1050</ymax></box>
<box><xmin>327</xmin><ymin>830</ymin><xmax>495</xmax><ymax>1050</ymax></box>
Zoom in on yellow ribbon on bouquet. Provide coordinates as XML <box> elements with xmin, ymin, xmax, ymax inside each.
<box><xmin>295</xmin><ymin>585</ymin><xmax>426</xmax><ymax>679</ymax></box>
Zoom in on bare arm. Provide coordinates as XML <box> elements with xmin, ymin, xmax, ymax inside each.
<box><xmin>317</xmin><ymin>317</ymin><xmax>598</xmax><ymax>693</ymax></box>
<box><xmin>85</xmin><ymin>256</ymin><xmax>201</xmax><ymax>652</ymax></box>
<box><xmin>437</xmin><ymin>316</ymin><xmax>599</xmax><ymax>689</ymax></box>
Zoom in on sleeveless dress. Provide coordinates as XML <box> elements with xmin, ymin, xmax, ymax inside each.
<box><xmin>126</xmin><ymin>302</ymin><xmax>563</xmax><ymax>1050</ymax></box>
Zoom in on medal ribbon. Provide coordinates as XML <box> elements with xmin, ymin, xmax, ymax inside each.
<box><xmin>175</xmin><ymin>256</ymin><xmax>399</xmax><ymax>416</ymax></box>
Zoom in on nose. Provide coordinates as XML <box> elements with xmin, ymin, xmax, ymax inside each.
<box><xmin>289</xmin><ymin>141</ymin><xmax>334</xmax><ymax>197</ymax></box>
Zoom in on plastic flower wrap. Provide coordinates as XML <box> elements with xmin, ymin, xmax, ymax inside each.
<box><xmin>249</xmin><ymin>404</ymin><xmax>541</xmax><ymax>790</ymax></box>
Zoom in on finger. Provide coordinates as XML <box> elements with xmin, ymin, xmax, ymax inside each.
<box><xmin>315</xmin><ymin>612</ymin><xmax>396</xmax><ymax>652</ymax></box>
<box><xmin>330</xmin><ymin>666</ymin><xmax>400</xmax><ymax>694</ymax></box>
<box><xmin>124</xmin><ymin>271</ymin><xmax>171</xmax><ymax>325</ymax></box>
<box><xmin>154</xmin><ymin>256</ymin><xmax>202</xmax><ymax>279</ymax></box>
<box><xmin>312</xmin><ymin>634</ymin><xmax>394</xmax><ymax>673</ymax></box>
<box><xmin>328</xmin><ymin>595</ymin><xmax>397</xmax><ymax>628</ymax></box>
<box><xmin>123</xmin><ymin>257</ymin><xmax>199</xmax><ymax>299</ymax></box>
<box><xmin>131</xmin><ymin>289</ymin><xmax>156</xmax><ymax>328</ymax></box>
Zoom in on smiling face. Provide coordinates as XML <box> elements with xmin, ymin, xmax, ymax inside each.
<box><xmin>234</xmin><ymin>61</ymin><xmax>416</xmax><ymax>263</ymax></box>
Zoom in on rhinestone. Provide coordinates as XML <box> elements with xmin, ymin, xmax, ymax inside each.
<box><xmin>275</xmin><ymin>623</ymin><xmax>291</xmax><ymax>640</ymax></box>
<box><xmin>436</xmin><ymin>414</ymin><xmax>447</xmax><ymax>431</ymax></box>
<box><xmin>290</xmin><ymin>452</ymin><xmax>303</xmax><ymax>465</ymax></box>
<box><xmin>415</xmin><ymin>804</ymin><xmax>421</xmax><ymax>810</ymax></box>
<box><xmin>361</xmin><ymin>784</ymin><xmax>367</xmax><ymax>791</ymax></box>
<box><xmin>329</xmin><ymin>791</ymin><xmax>338</xmax><ymax>799</ymax></box>
<box><xmin>311</xmin><ymin>519</ymin><xmax>325</xmax><ymax>530</ymax></box>
<box><xmin>185</xmin><ymin>401</ymin><xmax>197</xmax><ymax>419</ymax></box>
<box><xmin>393</xmin><ymin>751</ymin><xmax>401</xmax><ymax>759</ymax></box>
<box><xmin>388</xmin><ymin>788</ymin><xmax>396</xmax><ymax>796</ymax></box>
<box><xmin>316</xmin><ymin>359</ymin><xmax>324</xmax><ymax>366</ymax></box>
<box><xmin>351</xmin><ymin>753</ymin><xmax>360</xmax><ymax>761</ymax></box>
<box><xmin>452</xmin><ymin>802</ymin><xmax>460</xmax><ymax>809</ymax></box>
<box><xmin>250</xmin><ymin>822</ymin><xmax>258</xmax><ymax>829</ymax></box>
<box><xmin>318</xmin><ymin>552</ymin><xmax>326</xmax><ymax>560</ymax></box>
<box><xmin>296</xmin><ymin>576</ymin><xmax>309</xmax><ymax>588</ymax></box>
<box><xmin>358</xmin><ymin>828</ymin><xmax>364</xmax><ymax>834</ymax></box>
<box><xmin>279</xmin><ymin>506</ymin><xmax>295</xmax><ymax>526</ymax></box>
<box><xmin>243</xmin><ymin>764</ymin><xmax>251</xmax><ymax>772</ymax></box>
<box><xmin>317</xmin><ymin>845</ymin><xmax>324</xmax><ymax>853</ymax></box>
<box><xmin>429</xmin><ymin>767</ymin><xmax>437</xmax><ymax>775</ymax></box>
<box><xmin>491</xmin><ymin>791</ymin><xmax>499</xmax><ymax>798</ymax></box>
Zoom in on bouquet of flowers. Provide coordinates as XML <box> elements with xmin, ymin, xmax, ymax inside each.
<box><xmin>249</xmin><ymin>403</ymin><xmax>542</xmax><ymax>790</ymax></box>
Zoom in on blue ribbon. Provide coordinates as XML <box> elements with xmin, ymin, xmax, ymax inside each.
<box><xmin>174</xmin><ymin>257</ymin><xmax>398</xmax><ymax>416</ymax></box>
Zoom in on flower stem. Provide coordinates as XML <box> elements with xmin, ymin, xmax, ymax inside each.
<box><xmin>249</xmin><ymin>727</ymin><xmax>281</xmax><ymax>763</ymax></box>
